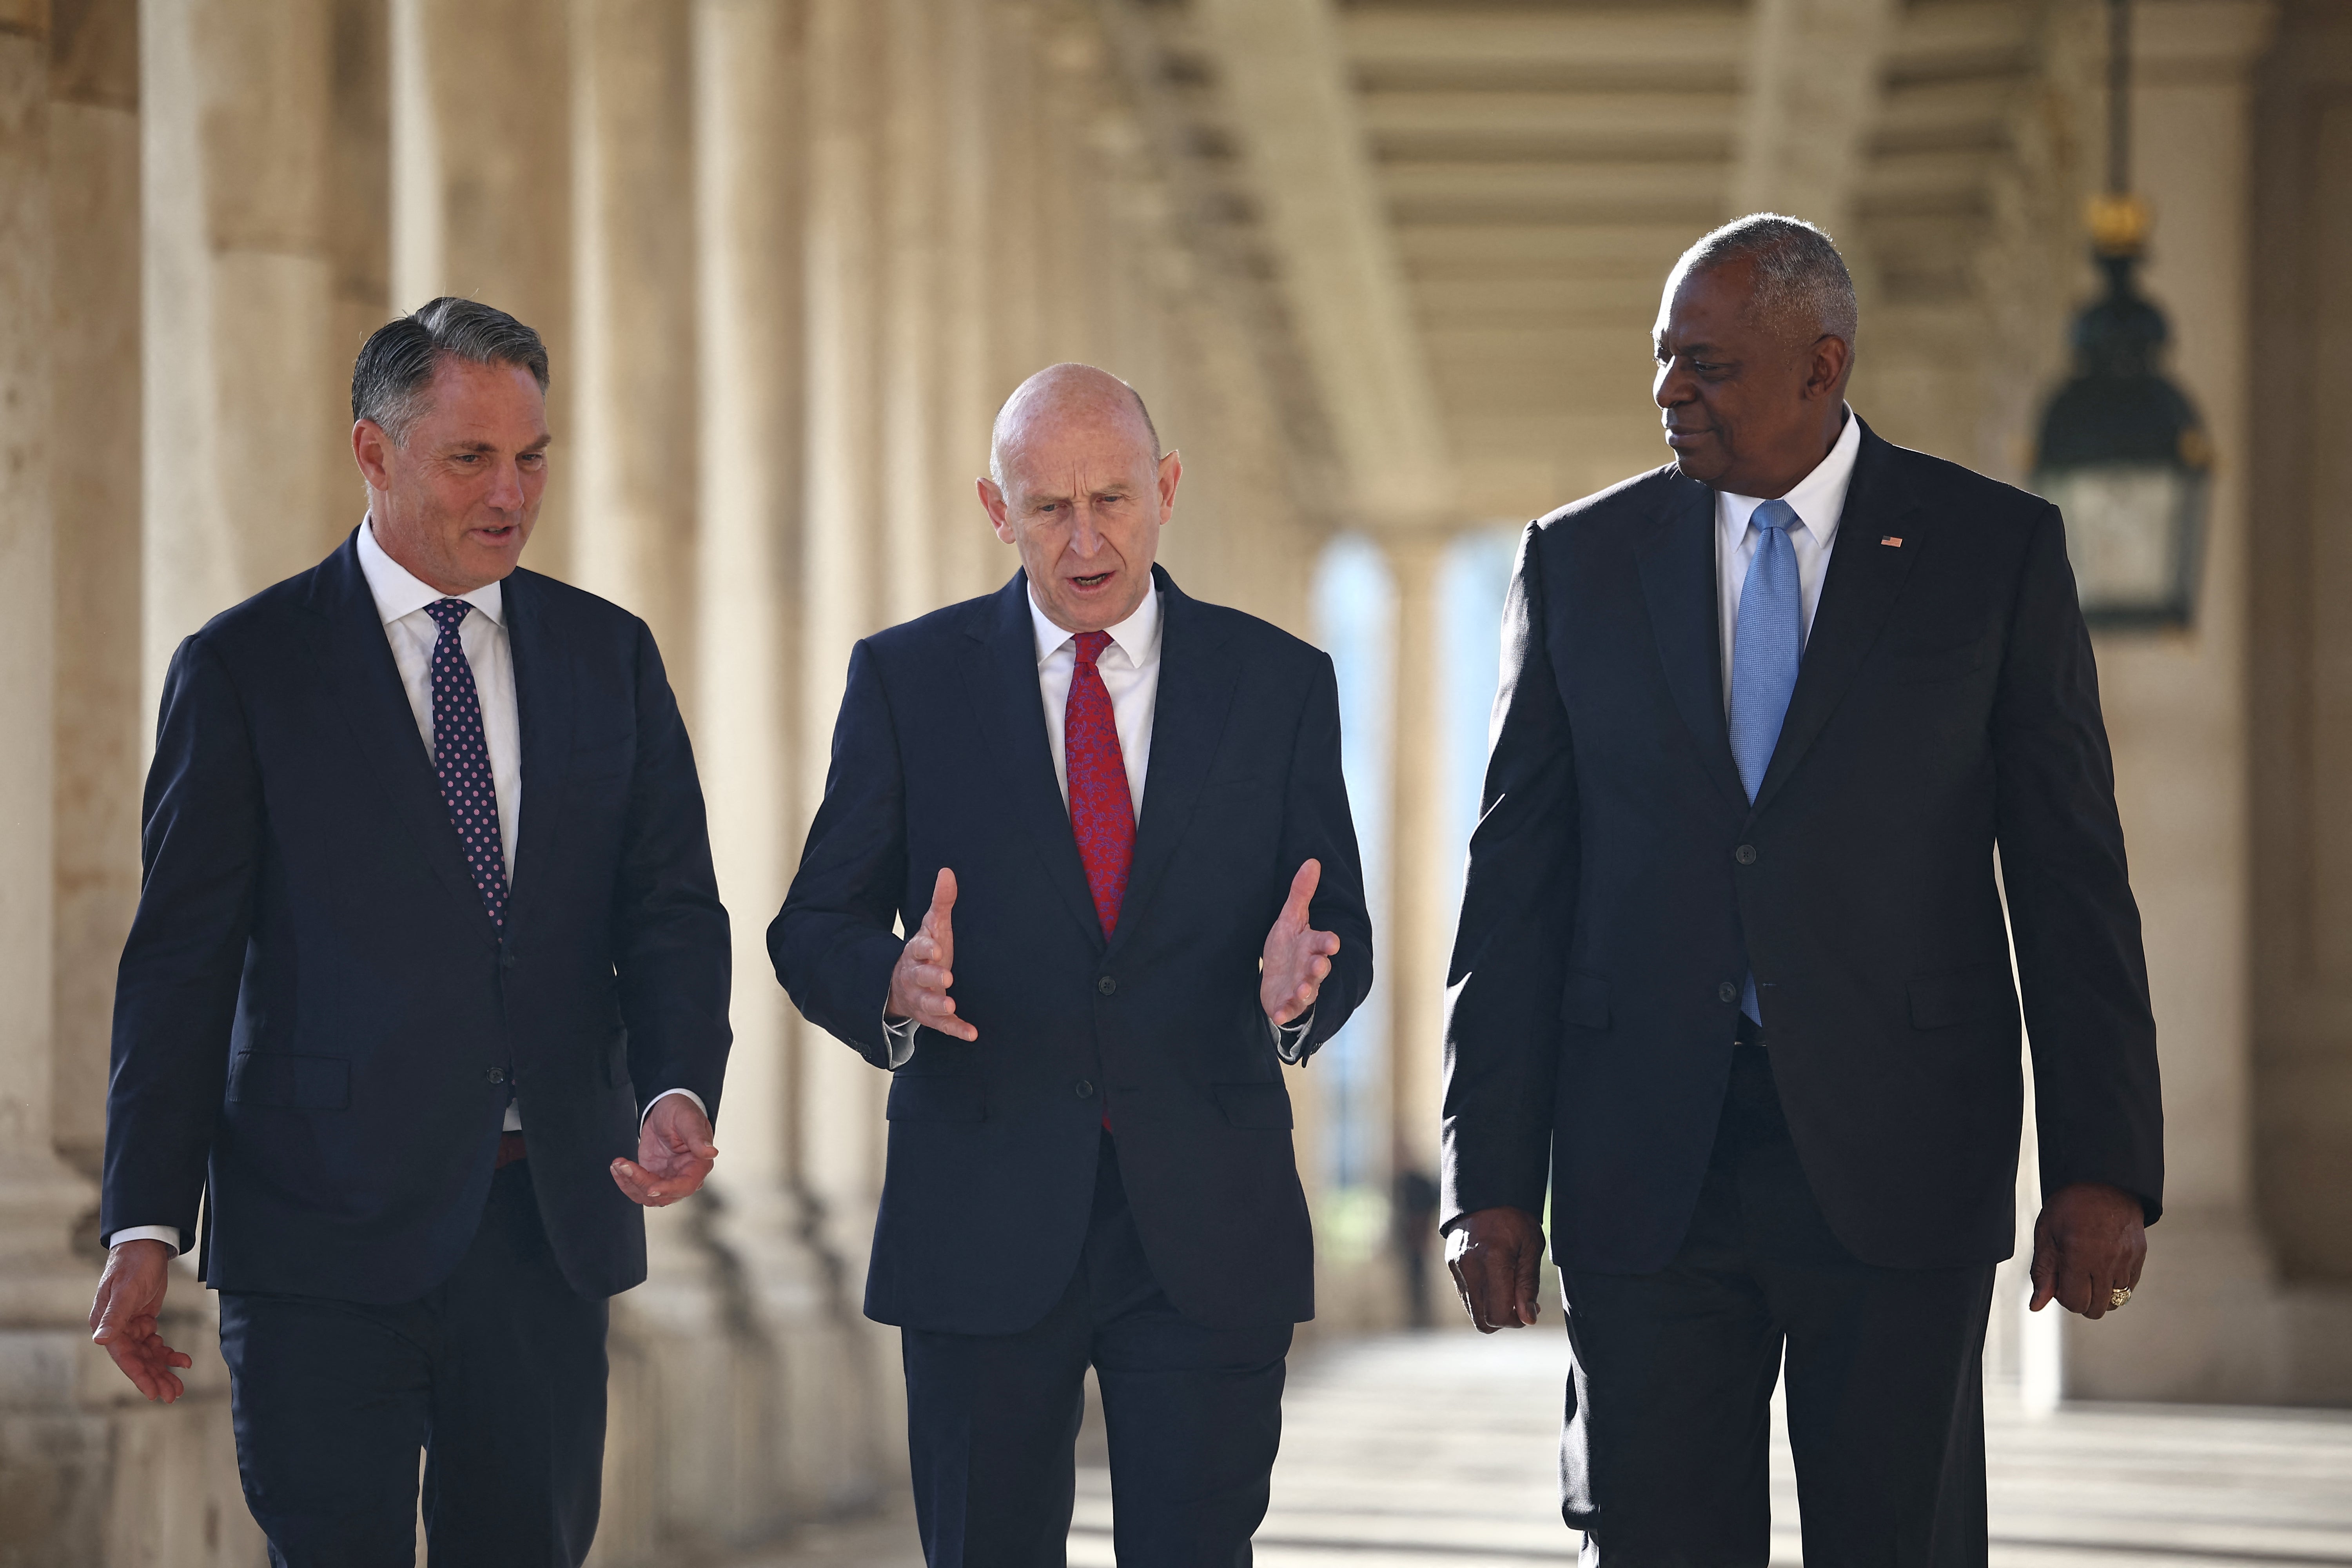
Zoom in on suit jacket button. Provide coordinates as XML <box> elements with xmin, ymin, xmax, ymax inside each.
<box><xmin>1097</xmin><ymin>976</ymin><xmax>1117</xmax><ymax>996</ymax></box>
<box><xmin>1735</xmin><ymin>844</ymin><xmax>1758</xmax><ymax>865</ymax></box>
<box><xmin>500</xmin><ymin>953</ymin><xmax>517</xmax><ymax>970</ymax></box>
<box><xmin>1075</xmin><ymin>1079</ymin><xmax>1094</xmax><ymax>1098</ymax></box>
<box><xmin>486</xmin><ymin>1067</ymin><xmax>508</xmax><ymax>1085</ymax></box>
<box><xmin>1717</xmin><ymin>982</ymin><xmax>1739</xmax><ymax>1005</ymax></box>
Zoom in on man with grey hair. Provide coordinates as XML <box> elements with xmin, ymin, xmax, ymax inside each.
<box><xmin>91</xmin><ymin>296</ymin><xmax>732</xmax><ymax>1564</ymax></box>
<box><xmin>1443</xmin><ymin>216</ymin><xmax>2161</xmax><ymax>1561</ymax></box>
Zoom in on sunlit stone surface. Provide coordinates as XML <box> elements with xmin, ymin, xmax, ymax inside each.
<box><xmin>736</xmin><ymin>1329</ymin><xmax>2352</xmax><ymax>1567</ymax></box>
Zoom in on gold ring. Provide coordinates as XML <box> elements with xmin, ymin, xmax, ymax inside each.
<box><xmin>2108</xmin><ymin>1286</ymin><xmax>2132</xmax><ymax>1309</ymax></box>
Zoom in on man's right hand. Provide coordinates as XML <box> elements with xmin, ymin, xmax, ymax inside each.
<box><xmin>89</xmin><ymin>1239</ymin><xmax>191</xmax><ymax>1402</ymax></box>
<box><xmin>1446</xmin><ymin>1205</ymin><xmax>1546</xmax><ymax>1332</ymax></box>
<box><xmin>887</xmin><ymin>867</ymin><xmax>977</xmax><ymax>1042</ymax></box>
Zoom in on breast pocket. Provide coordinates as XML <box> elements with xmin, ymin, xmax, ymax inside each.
<box><xmin>569</xmin><ymin>735</ymin><xmax>635</xmax><ymax>791</ymax></box>
<box><xmin>1894</xmin><ymin>643</ymin><xmax>1988</xmax><ymax>686</ymax></box>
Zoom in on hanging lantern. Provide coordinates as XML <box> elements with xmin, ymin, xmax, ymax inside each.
<box><xmin>2030</xmin><ymin>1</ymin><xmax>2212</xmax><ymax>630</ymax></box>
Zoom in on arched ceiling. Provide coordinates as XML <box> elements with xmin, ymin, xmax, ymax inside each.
<box><xmin>1108</xmin><ymin>0</ymin><xmax>2052</xmax><ymax>527</ymax></box>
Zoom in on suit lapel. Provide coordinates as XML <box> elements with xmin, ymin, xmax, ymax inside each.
<box><xmin>1110</xmin><ymin>567</ymin><xmax>1242</xmax><ymax>958</ymax></box>
<box><xmin>1749</xmin><ymin>423</ymin><xmax>1924</xmax><ymax>816</ymax></box>
<box><xmin>960</xmin><ymin>572</ymin><xmax>1107</xmax><ymax>953</ymax></box>
<box><xmin>1636</xmin><ymin>477</ymin><xmax>1749</xmax><ymax>815</ymax></box>
<box><xmin>302</xmin><ymin>532</ymin><xmax>486</xmax><ymax>924</ymax></box>
<box><xmin>501</xmin><ymin>568</ymin><xmax>573</xmax><ymax>929</ymax></box>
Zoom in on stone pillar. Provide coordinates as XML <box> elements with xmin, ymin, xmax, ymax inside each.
<box><xmin>48</xmin><ymin>0</ymin><xmax>140</xmax><ymax>1183</ymax></box>
<box><xmin>387</xmin><ymin>0</ymin><xmax>576</xmax><ymax>580</ymax></box>
<box><xmin>327</xmin><ymin>0</ymin><xmax>389</xmax><ymax>384</ymax></box>
<box><xmin>2063</xmin><ymin>0</ymin><xmax>2286</xmax><ymax>1402</ymax></box>
<box><xmin>140</xmin><ymin>0</ymin><xmax>342</xmax><ymax>704</ymax></box>
<box><xmin>931</xmin><ymin>0</ymin><xmax>1000</xmax><ymax>605</ymax></box>
<box><xmin>879</xmin><ymin>0</ymin><xmax>939</xmax><ymax>626</ymax></box>
<box><xmin>1380</xmin><ymin>532</ymin><xmax>1447</xmax><ymax>1265</ymax></box>
<box><xmin>571</xmin><ymin>0</ymin><xmax>697</xmax><ymax>691</ymax></box>
<box><xmin>0</xmin><ymin>9</ymin><xmax>108</xmax><ymax>1560</ymax></box>
<box><xmin>794</xmin><ymin>0</ymin><xmax>897</xmax><ymax>1509</ymax></box>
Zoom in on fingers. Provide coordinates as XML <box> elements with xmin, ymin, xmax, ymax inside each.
<box><xmin>2028</xmin><ymin>1232</ymin><xmax>2056</xmax><ymax>1312</ymax></box>
<box><xmin>1281</xmin><ymin>859</ymin><xmax>1321</xmax><ymax>926</ymax></box>
<box><xmin>927</xmin><ymin>868</ymin><xmax>958</xmax><ymax>963</ymax></box>
<box><xmin>1515</xmin><ymin>1233</ymin><xmax>1543</xmax><ymax>1327</ymax></box>
<box><xmin>610</xmin><ymin>1155</ymin><xmax>711</xmax><ymax>1207</ymax></box>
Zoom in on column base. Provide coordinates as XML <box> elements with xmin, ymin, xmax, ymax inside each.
<box><xmin>2061</xmin><ymin>1206</ymin><xmax>2352</xmax><ymax>1404</ymax></box>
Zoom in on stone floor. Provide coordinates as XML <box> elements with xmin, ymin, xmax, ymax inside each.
<box><xmin>731</xmin><ymin>1330</ymin><xmax>2352</xmax><ymax>1566</ymax></box>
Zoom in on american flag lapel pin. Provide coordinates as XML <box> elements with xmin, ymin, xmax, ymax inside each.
<box><xmin>1880</xmin><ymin>535</ymin><xmax>1904</xmax><ymax>548</ymax></box>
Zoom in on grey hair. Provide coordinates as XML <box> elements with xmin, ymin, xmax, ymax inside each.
<box><xmin>988</xmin><ymin>366</ymin><xmax>1161</xmax><ymax>488</ymax></box>
<box><xmin>1669</xmin><ymin>213</ymin><xmax>1858</xmax><ymax>347</ymax></box>
<box><xmin>352</xmin><ymin>297</ymin><xmax>551</xmax><ymax>444</ymax></box>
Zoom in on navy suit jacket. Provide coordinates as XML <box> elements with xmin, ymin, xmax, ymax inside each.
<box><xmin>770</xmin><ymin>567</ymin><xmax>1373</xmax><ymax>1334</ymax></box>
<box><xmin>101</xmin><ymin>531</ymin><xmax>731</xmax><ymax>1303</ymax></box>
<box><xmin>1443</xmin><ymin>423</ymin><xmax>2163</xmax><ymax>1275</ymax></box>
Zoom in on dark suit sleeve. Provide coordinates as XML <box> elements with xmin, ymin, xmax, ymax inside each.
<box><xmin>1440</xmin><ymin>524</ymin><xmax>1579</xmax><ymax>1232</ymax></box>
<box><xmin>769</xmin><ymin>640</ymin><xmax>909</xmax><ymax>1071</ymax></box>
<box><xmin>1278</xmin><ymin>652</ymin><xmax>1374</xmax><ymax>1060</ymax></box>
<box><xmin>1992</xmin><ymin>505</ymin><xmax>2163</xmax><ymax>1221</ymax></box>
<box><xmin>100</xmin><ymin>635</ymin><xmax>260</xmax><ymax>1249</ymax></box>
<box><xmin>613</xmin><ymin>620</ymin><xmax>733</xmax><ymax>1123</ymax></box>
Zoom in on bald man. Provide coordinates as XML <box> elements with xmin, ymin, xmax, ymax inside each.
<box><xmin>771</xmin><ymin>364</ymin><xmax>1373</xmax><ymax>1565</ymax></box>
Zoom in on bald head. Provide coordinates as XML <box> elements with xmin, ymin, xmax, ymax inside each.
<box><xmin>978</xmin><ymin>362</ymin><xmax>1181</xmax><ymax>634</ymax></box>
<box><xmin>989</xmin><ymin>363</ymin><xmax>1160</xmax><ymax>489</ymax></box>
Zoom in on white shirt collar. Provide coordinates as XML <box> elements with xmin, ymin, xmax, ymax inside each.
<box><xmin>1717</xmin><ymin>404</ymin><xmax>1863</xmax><ymax>545</ymax></box>
<box><xmin>1027</xmin><ymin>575</ymin><xmax>1161</xmax><ymax>670</ymax></box>
<box><xmin>357</xmin><ymin>515</ymin><xmax>505</xmax><ymax>627</ymax></box>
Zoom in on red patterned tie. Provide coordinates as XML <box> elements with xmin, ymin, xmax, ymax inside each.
<box><xmin>1065</xmin><ymin>630</ymin><xmax>1134</xmax><ymax>937</ymax></box>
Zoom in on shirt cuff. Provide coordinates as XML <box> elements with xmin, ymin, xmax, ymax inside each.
<box><xmin>883</xmin><ymin>1013</ymin><xmax>920</xmax><ymax>1069</ymax></box>
<box><xmin>642</xmin><ymin>1087</ymin><xmax>707</xmax><ymax>1124</ymax></box>
<box><xmin>1269</xmin><ymin>1005</ymin><xmax>1315</xmax><ymax>1066</ymax></box>
<box><xmin>107</xmin><ymin>1225</ymin><xmax>184</xmax><ymax>1252</ymax></box>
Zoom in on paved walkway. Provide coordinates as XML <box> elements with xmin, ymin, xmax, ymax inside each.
<box><xmin>735</xmin><ymin>1331</ymin><xmax>2352</xmax><ymax>1566</ymax></box>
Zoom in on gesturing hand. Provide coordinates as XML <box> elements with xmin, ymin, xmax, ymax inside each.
<box><xmin>612</xmin><ymin>1094</ymin><xmax>720</xmax><ymax>1207</ymax></box>
<box><xmin>2029</xmin><ymin>1180</ymin><xmax>2146</xmax><ymax>1319</ymax></box>
<box><xmin>889</xmin><ymin>867</ymin><xmax>977</xmax><ymax>1042</ymax></box>
<box><xmin>90</xmin><ymin>1239</ymin><xmax>192</xmax><ymax>1402</ymax></box>
<box><xmin>1260</xmin><ymin>859</ymin><xmax>1340</xmax><ymax>1027</ymax></box>
<box><xmin>1447</xmin><ymin>1206</ymin><xmax>1546</xmax><ymax>1332</ymax></box>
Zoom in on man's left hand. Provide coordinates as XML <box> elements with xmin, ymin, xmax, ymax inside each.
<box><xmin>1261</xmin><ymin>858</ymin><xmax>1341</xmax><ymax>1027</ymax></box>
<box><xmin>2029</xmin><ymin>1180</ymin><xmax>2146</xmax><ymax>1319</ymax></box>
<box><xmin>612</xmin><ymin>1095</ymin><xmax>719</xmax><ymax>1207</ymax></box>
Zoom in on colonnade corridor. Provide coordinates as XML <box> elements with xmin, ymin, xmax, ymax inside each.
<box><xmin>735</xmin><ymin>1329</ymin><xmax>2352</xmax><ymax>1566</ymax></box>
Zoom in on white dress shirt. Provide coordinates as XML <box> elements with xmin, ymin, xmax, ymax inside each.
<box><xmin>1716</xmin><ymin>405</ymin><xmax>1862</xmax><ymax>711</ymax></box>
<box><xmin>881</xmin><ymin>582</ymin><xmax>1312</xmax><ymax>1068</ymax></box>
<box><xmin>105</xmin><ymin>521</ymin><xmax>692</xmax><ymax>1252</ymax></box>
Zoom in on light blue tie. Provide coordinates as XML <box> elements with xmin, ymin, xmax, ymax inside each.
<box><xmin>1728</xmin><ymin>498</ymin><xmax>1802</xmax><ymax>1024</ymax></box>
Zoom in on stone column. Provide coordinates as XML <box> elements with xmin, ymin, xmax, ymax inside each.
<box><xmin>387</xmin><ymin>0</ymin><xmax>576</xmax><ymax>580</ymax></box>
<box><xmin>1380</xmin><ymin>532</ymin><xmax>1448</xmax><ymax>1269</ymax></box>
<box><xmin>571</xmin><ymin>0</ymin><xmax>697</xmax><ymax>691</ymax></box>
<box><xmin>931</xmin><ymin>0</ymin><xmax>1000</xmax><ymax>605</ymax></box>
<box><xmin>0</xmin><ymin>9</ymin><xmax>109</xmax><ymax>1561</ymax></box>
<box><xmin>879</xmin><ymin>0</ymin><xmax>940</xmax><ymax>626</ymax></box>
<box><xmin>48</xmin><ymin>0</ymin><xmax>140</xmax><ymax>1183</ymax></box>
<box><xmin>2063</xmin><ymin>0</ymin><xmax>2285</xmax><ymax>1402</ymax></box>
<box><xmin>140</xmin><ymin>0</ymin><xmax>342</xmax><ymax>706</ymax></box>
<box><xmin>794</xmin><ymin>0</ymin><xmax>897</xmax><ymax>1508</ymax></box>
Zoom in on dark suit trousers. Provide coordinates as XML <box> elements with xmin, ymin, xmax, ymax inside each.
<box><xmin>1559</xmin><ymin>1041</ymin><xmax>1996</xmax><ymax>1568</ymax></box>
<box><xmin>216</xmin><ymin>1158</ymin><xmax>609</xmax><ymax>1568</ymax></box>
<box><xmin>901</xmin><ymin>1134</ymin><xmax>1292</xmax><ymax>1568</ymax></box>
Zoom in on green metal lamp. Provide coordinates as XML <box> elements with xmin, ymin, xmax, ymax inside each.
<box><xmin>2030</xmin><ymin>0</ymin><xmax>2213</xmax><ymax>631</ymax></box>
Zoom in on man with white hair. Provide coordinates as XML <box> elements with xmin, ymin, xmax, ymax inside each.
<box><xmin>1443</xmin><ymin>216</ymin><xmax>2162</xmax><ymax>1563</ymax></box>
<box><xmin>773</xmin><ymin>363</ymin><xmax>1374</xmax><ymax>1564</ymax></box>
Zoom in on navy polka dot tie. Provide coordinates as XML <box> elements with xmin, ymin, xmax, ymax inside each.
<box><xmin>425</xmin><ymin>598</ymin><xmax>508</xmax><ymax>930</ymax></box>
